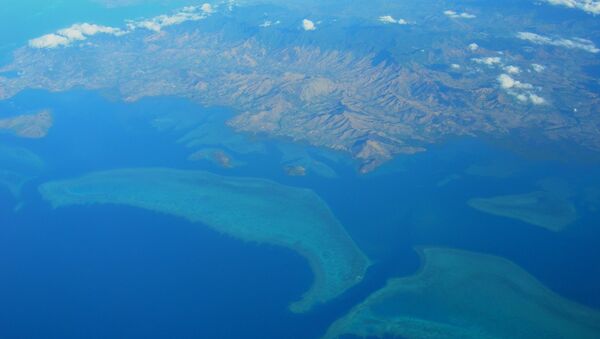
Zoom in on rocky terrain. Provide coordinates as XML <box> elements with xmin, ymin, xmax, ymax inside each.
<box><xmin>0</xmin><ymin>111</ymin><xmax>53</xmax><ymax>138</ymax></box>
<box><xmin>0</xmin><ymin>2</ymin><xmax>598</xmax><ymax>172</ymax></box>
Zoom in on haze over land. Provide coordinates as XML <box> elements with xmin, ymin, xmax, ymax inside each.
<box><xmin>0</xmin><ymin>1</ymin><xmax>599</xmax><ymax>338</ymax></box>
<box><xmin>1</xmin><ymin>0</ymin><xmax>599</xmax><ymax>172</ymax></box>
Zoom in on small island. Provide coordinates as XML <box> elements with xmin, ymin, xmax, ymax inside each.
<box><xmin>468</xmin><ymin>191</ymin><xmax>577</xmax><ymax>231</ymax></box>
<box><xmin>279</xmin><ymin>146</ymin><xmax>338</xmax><ymax>178</ymax></box>
<box><xmin>284</xmin><ymin>165</ymin><xmax>307</xmax><ymax>177</ymax></box>
<box><xmin>188</xmin><ymin>148</ymin><xmax>241</xmax><ymax>168</ymax></box>
<box><xmin>0</xmin><ymin>110</ymin><xmax>53</xmax><ymax>139</ymax></box>
<box><xmin>38</xmin><ymin>168</ymin><xmax>370</xmax><ymax>313</ymax></box>
<box><xmin>324</xmin><ymin>247</ymin><xmax>600</xmax><ymax>339</ymax></box>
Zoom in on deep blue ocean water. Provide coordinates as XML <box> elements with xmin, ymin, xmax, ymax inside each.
<box><xmin>1</xmin><ymin>89</ymin><xmax>600</xmax><ymax>338</ymax></box>
<box><xmin>1</xmin><ymin>2</ymin><xmax>600</xmax><ymax>337</ymax></box>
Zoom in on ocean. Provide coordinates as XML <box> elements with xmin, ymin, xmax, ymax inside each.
<box><xmin>1</xmin><ymin>89</ymin><xmax>599</xmax><ymax>338</ymax></box>
<box><xmin>1</xmin><ymin>2</ymin><xmax>600</xmax><ymax>337</ymax></box>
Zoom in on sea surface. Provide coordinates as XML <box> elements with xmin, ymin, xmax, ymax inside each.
<box><xmin>1</xmin><ymin>3</ymin><xmax>600</xmax><ymax>337</ymax></box>
<box><xmin>1</xmin><ymin>89</ymin><xmax>600</xmax><ymax>338</ymax></box>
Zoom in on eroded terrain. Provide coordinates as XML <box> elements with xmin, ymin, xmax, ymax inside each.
<box><xmin>0</xmin><ymin>1</ymin><xmax>598</xmax><ymax>172</ymax></box>
<box><xmin>0</xmin><ymin>110</ymin><xmax>53</xmax><ymax>138</ymax></box>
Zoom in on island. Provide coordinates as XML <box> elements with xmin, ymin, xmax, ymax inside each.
<box><xmin>468</xmin><ymin>190</ymin><xmax>577</xmax><ymax>231</ymax></box>
<box><xmin>279</xmin><ymin>144</ymin><xmax>338</xmax><ymax>178</ymax></box>
<box><xmin>38</xmin><ymin>168</ymin><xmax>370</xmax><ymax>313</ymax></box>
<box><xmin>1</xmin><ymin>2</ymin><xmax>599</xmax><ymax>173</ymax></box>
<box><xmin>188</xmin><ymin>148</ymin><xmax>241</xmax><ymax>168</ymax></box>
<box><xmin>0</xmin><ymin>110</ymin><xmax>53</xmax><ymax>139</ymax></box>
<box><xmin>284</xmin><ymin>165</ymin><xmax>307</xmax><ymax>177</ymax></box>
<box><xmin>324</xmin><ymin>247</ymin><xmax>600</xmax><ymax>339</ymax></box>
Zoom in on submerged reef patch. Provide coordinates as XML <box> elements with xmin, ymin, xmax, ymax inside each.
<box><xmin>38</xmin><ymin>168</ymin><xmax>370</xmax><ymax>313</ymax></box>
<box><xmin>324</xmin><ymin>247</ymin><xmax>600</xmax><ymax>339</ymax></box>
<box><xmin>0</xmin><ymin>144</ymin><xmax>44</xmax><ymax>198</ymax></box>
<box><xmin>468</xmin><ymin>191</ymin><xmax>577</xmax><ymax>231</ymax></box>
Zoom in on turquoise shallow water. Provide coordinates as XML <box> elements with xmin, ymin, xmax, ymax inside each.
<box><xmin>1</xmin><ymin>89</ymin><xmax>600</xmax><ymax>337</ymax></box>
<box><xmin>1</xmin><ymin>3</ymin><xmax>600</xmax><ymax>335</ymax></box>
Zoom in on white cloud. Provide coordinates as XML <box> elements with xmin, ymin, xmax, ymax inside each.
<box><xmin>29</xmin><ymin>4</ymin><xmax>216</xmax><ymax>48</ymax></box>
<box><xmin>259</xmin><ymin>20</ymin><xmax>280</xmax><ymax>28</ymax></box>
<box><xmin>529</xmin><ymin>94</ymin><xmax>546</xmax><ymax>105</ymax></box>
<box><xmin>29</xmin><ymin>34</ymin><xmax>71</xmax><ymax>49</ymax></box>
<box><xmin>497</xmin><ymin>74</ymin><xmax>545</xmax><ymax>105</ymax></box>
<box><xmin>517</xmin><ymin>32</ymin><xmax>599</xmax><ymax>53</ymax></box>
<box><xmin>531</xmin><ymin>64</ymin><xmax>546</xmax><ymax>72</ymax></box>
<box><xmin>227</xmin><ymin>0</ymin><xmax>237</xmax><ymax>11</ymax></box>
<box><xmin>444</xmin><ymin>10</ymin><xmax>476</xmax><ymax>19</ymax></box>
<box><xmin>302</xmin><ymin>19</ymin><xmax>316</xmax><ymax>31</ymax></box>
<box><xmin>498</xmin><ymin>74</ymin><xmax>532</xmax><ymax>89</ymax></box>
<box><xmin>379</xmin><ymin>15</ymin><xmax>396</xmax><ymax>24</ymax></box>
<box><xmin>473</xmin><ymin>56</ymin><xmax>502</xmax><ymax>66</ymax></box>
<box><xmin>543</xmin><ymin>0</ymin><xmax>600</xmax><ymax>15</ymax></box>
<box><xmin>378</xmin><ymin>15</ymin><xmax>408</xmax><ymax>25</ymax></box>
<box><xmin>128</xmin><ymin>5</ymin><xmax>211</xmax><ymax>32</ymax></box>
<box><xmin>503</xmin><ymin>65</ymin><xmax>521</xmax><ymax>74</ymax></box>
<box><xmin>59</xmin><ymin>23</ymin><xmax>124</xmax><ymax>40</ymax></box>
<box><xmin>516</xmin><ymin>94</ymin><xmax>528</xmax><ymax>102</ymax></box>
<box><xmin>451</xmin><ymin>64</ymin><xmax>461</xmax><ymax>70</ymax></box>
<box><xmin>201</xmin><ymin>3</ymin><xmax>214</xmax><ymax>13</ymax></box>
<box><xmin>468</xmin><ymin>43</ymin><xmax>479</xmax><ymax>51</ymax></box>
<box><xmin>29</xmin><ymin>23</ymin><xmax>125</xmax><ymax>49</ymax></box>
